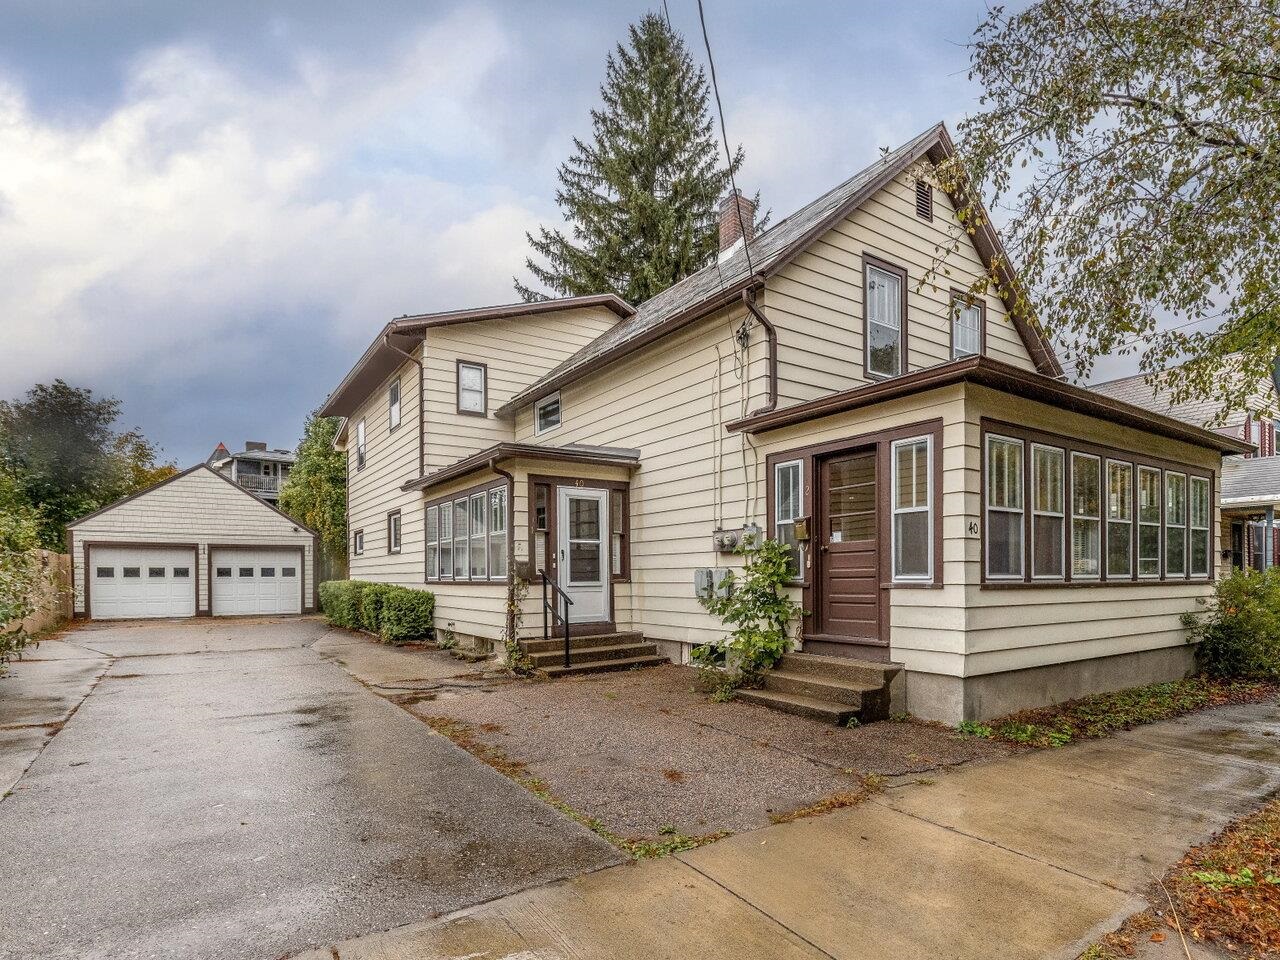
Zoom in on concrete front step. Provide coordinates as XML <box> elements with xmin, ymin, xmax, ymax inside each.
<box><xmin>777</xmin><ymin>652</ymin><xmax>902</xmax><ymax>688</ymax></box>
<box><xmin>734</xmin><ymin>687</ymin><xmax>860</xmax><ymax>725</ymax></box>
<box><xmin>762</xmin><ymin>669</ymin><xmax>880</xmax><ymax>708</ymax></box>
<box><xmin>539</xmin><ymin>654</ymin><xmax>669</xmax><ymax>678</ymax></box>
<box><xmin>519</xmin><ymin>632</ymin><xmax>644</xmax><ymax>656</ymax></box>
<box><xmin>527</xmin><ymin>641</ymin><xmax>658</xmax><ymax>669</ymax></box>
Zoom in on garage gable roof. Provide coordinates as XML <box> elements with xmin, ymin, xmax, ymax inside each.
<box><xmin>66</xmin><ymin>464</ymin><xmax>319</xmax><ymax>537</ymax></box>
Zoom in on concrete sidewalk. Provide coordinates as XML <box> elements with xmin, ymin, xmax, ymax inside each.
<box><xmin>294</xmin><ymin>699</ymin><xmax>1280</xmax><ymax>960</ymax></box>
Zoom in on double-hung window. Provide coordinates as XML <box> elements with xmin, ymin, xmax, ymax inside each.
<box><xmin>469</xmin><ymin>493</ymin><xmax>487</xmax><ymax>579</ymax></box>
<box><xmin>1070</xmin><ymin>453</ymin><xmax>1101</xmax><ymax>578</ymax></box>
<box><xmin>438</xmin><ymin>505</ymin><xmax>453</xmax><ymax>579</ymax></box>
<box><xmin>457</xmin><ymin>362</ymin><xmax>486</xmax><ymax>415</ymax></box>
<box><xmin>426</xmin><ymin>506</ymin><xmax>439</xmax><ymax>578</ymax></box>
<box><xmin>985</xmin><ymin>435</ymin><xmax>1025</xmax><ymax>578</ymax></box>
<box><xmin>865</xmin><ymin>260</ymin><xmax>904</xmax><ymax>378</ymax></box>
<box><xmin>951</xmin><ymin>295</ymin><xmax>983</xmax><ymax>358</ymax></box>
<box><xmin>1190</xmin><ymin>477</ymin><xmax>1211</xmax><ymax>577</ymax></box>
<box><xmin>453</xmin><ymin>499</ymin><xmax>468</xmax><ymax>580</ymax></box>
<box><xmin>774</xmin><ymin>460</ymin><xmax>803</xmax><ymax>578</ymax></box>
<box><xmin>489</xmin><ymin>488</ymin><xmax>508</xmax><ymax>579</ymax></box>
<box><xmin>892</xmin><ymin>437</ymin><xmax>931</xmax><ymax>581</ymax></box>
<box><xmin>386</xmin><ymin>511</ymin><xmax>402</xmax><ymax>554</ymax></box>
<box><xmin>535</xmin><ymin>393</ymin><xmax>561</xmax><ymax>434</ymax></box>
<box><xmin>355</xmin><ymin>419</ymin><xmax>366</xmax><ymax>471</ymax></box>
<box><xmin>1165</xmin><ymin>472</ymin><xmax>1187</xmax><ymax>577</ymax></box>
<box><xmin>388</xmin><ymin>378</ymin><xmax>401</xmax><ymax>430</ymax></box>
<box><xmin>1107</xmin><ymin>461</ymin><xmax>1133</xmax><ymax>577</ymax></box>
<box><xmin>1031</xmin><ymin>445</ymin><xmax>1065</xmax><ymax>579</ymax></box>
<box><xmin>1137</xmin><ymin>466</ymin><xmax>1161</xmax><ymax>577</ymax></box>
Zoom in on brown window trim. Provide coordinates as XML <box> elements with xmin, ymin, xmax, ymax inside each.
<box><xmin>352</xmin><ymin>528</ymin><xmax>364</xmax><ymax>557</ymax></box>
<box><xmin>456</xmin><ymin>360</ymin><xmax>488</xmax><ymax>418</ymax></box>
<box><xmin>861</xmin><ymin>253</ymin><xmax>908</xmax><ymax>381</ymax></box>
<box><xmin>386</xmin><ymin>510</ymin><xmax>402</xmax><ymax>555</ymax></box>
<box><xmin>423</xmin><ymin>478</ymin><xmax>512</xmax><ymax>584</ymax></box>
<box><xmin>979</xmin><ymin>418</ymin><xmax>1215</xmax><ymax>588</ymax></box>
<box><xmin>526</xmin><ymin>474</ymin><xmax>631</xmax><ymax>585</ymax></box>
<box><xmin>388</xmin><ymin>376</ymin><xmax>402</xmax><ymax>433</ymax></box>
<box><xmin>948</xmin><ymin>289</ymin><xmax>986</xmax><ymax>359</ymax></box>
<box><xmin>765</xmin><ymin>419</ymin><xmax>944</xmax><ymax>646</ymax></box>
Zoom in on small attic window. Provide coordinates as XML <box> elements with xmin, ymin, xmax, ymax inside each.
<box><xmin>915</xmin><ymin>180</ymin><xmax>933</xmax><ymax>221</ymax></box>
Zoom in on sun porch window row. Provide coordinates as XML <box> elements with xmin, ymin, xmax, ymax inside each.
<box><xmin>425</xmin><ymin>484</ymin><xmax>508</xmax><ymax>582</ymax></box>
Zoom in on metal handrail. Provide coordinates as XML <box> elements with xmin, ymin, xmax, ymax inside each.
<box><xmin>540</xmin><ymin>570</ymin><xmax>574</xmax><ymax>668</ymax></box>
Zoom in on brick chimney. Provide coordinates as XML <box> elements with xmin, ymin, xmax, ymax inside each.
<box><xmin>718</xmin><ymin>188</ymin><xmax>756</xmax><ymax>253</ymax></box>
<box><xmin>246</xmin><ymin>441</ymin><xmax>267</xmax><ymax>452</ymax></box>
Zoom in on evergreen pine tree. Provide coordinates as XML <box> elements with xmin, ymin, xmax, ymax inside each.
<box><xmin>516</xmin><ymin>12</ymin><xmax>756</xmax><ymax>305</ymax></box>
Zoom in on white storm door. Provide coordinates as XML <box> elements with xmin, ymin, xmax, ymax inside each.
<box><xmin>556</xmin><ymin>487</ymin><xmax>609</xmax><ymax>623</ymax></box>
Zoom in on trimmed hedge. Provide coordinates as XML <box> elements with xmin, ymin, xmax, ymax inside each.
<box><xmin>319</xmin><ymin>579</ymin><xmax>434</xmax><ymax>644</ymax></box>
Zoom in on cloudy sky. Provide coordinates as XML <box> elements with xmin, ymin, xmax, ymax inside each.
<box><xmin>0</xmin><ymin>0</ymin><xmax>1124</xmax><ymax>467</ymax></box>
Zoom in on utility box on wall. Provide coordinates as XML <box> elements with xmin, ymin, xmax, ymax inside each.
<box><xmin>694</xmin><ymin>567</ymin><xmax>733</xmax><ymax>600</ymax></box>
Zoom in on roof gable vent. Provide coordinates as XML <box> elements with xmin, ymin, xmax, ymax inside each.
<box><xmin>915</xmin><ymin>179</ymin><xmax>933</xmax><ymax>221</ymax></box>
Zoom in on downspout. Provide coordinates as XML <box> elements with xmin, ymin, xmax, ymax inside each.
<box><xmin>742</xmin><ymin>287</ymin><xmax>777</xmax><ymax>417</ymax></box>
<box><xmin>383</xmin><ymin>332</ymin><xmax>426</xmax><ymax>478</ymax></box>
<box><xmin>489</xmin><ymin>457</ymin><xmax>518</xmax><ymax>647</ymax></box>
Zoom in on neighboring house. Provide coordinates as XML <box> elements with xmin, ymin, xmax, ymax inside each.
<box><xmin>67</xmin><ymin>465</ymin><xmax>318</xmax><ymax>620</ymax></box>
<box><xmin>321</xmin><ymin>122</ymin><xmax>1248</xmax><ymax>724</ymax></box>
<box><xmin>207</xmin><ymin>441</ymin><xmax>296</xmax><ymax>502</ymax></box>
<box><xmin>1092</xmin><ymin>359</ymin><xmax>1280</xmax><ymax>572</ymax></box>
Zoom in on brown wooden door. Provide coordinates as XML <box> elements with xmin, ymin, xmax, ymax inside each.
<box><xmin>817</xmin><ymin>450</ymin><xmax>881</xmax><ymax>644</ymax></box>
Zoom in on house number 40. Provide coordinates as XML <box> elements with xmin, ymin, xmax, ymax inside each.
<box><xmin>967</xmin><ymin>521</ymin><xmax>979</xmax><ymax>536</ymax></box>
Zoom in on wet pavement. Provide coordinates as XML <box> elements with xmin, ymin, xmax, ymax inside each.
<box><xmin>0</xmin><ymin>618</ymin><xmax>622</xmax><ymax>960</ymax></box>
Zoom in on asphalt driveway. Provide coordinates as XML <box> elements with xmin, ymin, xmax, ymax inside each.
<box><xmin>0</xmin><ymin>618</ymin><xmax>621</xmax><ymax>960</ymax></box>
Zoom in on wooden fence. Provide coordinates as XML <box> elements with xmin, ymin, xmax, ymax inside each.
<box><xmin>5</xmin><ymin>550</ymin><xmax>70</xmax><ymax>636</ymax></box>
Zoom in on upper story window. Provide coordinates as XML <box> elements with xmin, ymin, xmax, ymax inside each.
<box><xmin>864</xmin><ymin>257</ymin><xmax>905</xmax><ymax>379</ymax></box>
<box><xmin>388</xmin><ymin>378</ymin><xmax>402</xmax><ymax>430</ymax></box>
<box><xmin>535</xmin><ymin>393</ymin><xmax>562</xmax><ymax>434</ymax></box>
<box><xmin>355</xmin><ymin>419</ymin><xmax>366</xmax><ymax>471</ymax></box>
<box><xmin>457</xmin><ymin>361</ymin><xmax>487</xmax><ymax>416</ymax></box>
<box><xmin>951</xmin><ymin>294</ymin><xmax>984</xmax><ymax>358</ymax></box>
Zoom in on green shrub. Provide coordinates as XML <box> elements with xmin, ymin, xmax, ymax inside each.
<box><xmin>378</xmin><ymin>587</ymin><xmax>435</xmax><ymax>644</ymax></box>
<box><xmin>319</xmin><ymin>579</ymin><xmax>371</xmax><ymax>630</ymax></box>
<box><xmin>1183</xmin><ymin>568</ymin><xmax>1280</xmax><ymax>680</ymax></box>
<box><xmin>359</xmin><ymin>582</ymin><xmax>396</xmax><ymax>634</ymax></box>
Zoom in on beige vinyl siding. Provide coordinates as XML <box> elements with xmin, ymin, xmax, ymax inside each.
<box><xmin>68</xmin><ymin>468</ymin><xmax>315</xmax><ymax>615</ymax></box>
<box><xmin>345</xmin><ymin>351</ymin><xmax>426</xmax><ymax>585</ymax></box>
<box><xmin>763</xmin><ymin>167</ymin><xmax>1035</xmax><ymax>412</ymax></box>
<box><xmin>959</xmin><ymin>384</ymin><xmax>1220</xmax><ymax>676</ymax></box>
<box><xmin>423</xmin><ymin>307</ymin><xmax>620</xmax><ymax>472</ymax></box>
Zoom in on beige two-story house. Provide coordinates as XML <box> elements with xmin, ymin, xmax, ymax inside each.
<box><xmin>321</xmin><ymin>123</ymin><xmax>1249</xmax><ymax>724</ymax></box>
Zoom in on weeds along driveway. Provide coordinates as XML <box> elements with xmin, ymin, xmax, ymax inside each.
<box><xmin>0</xmin><ymin>618</ymin><xmax>622</xmax><ymax>960</ymax></box>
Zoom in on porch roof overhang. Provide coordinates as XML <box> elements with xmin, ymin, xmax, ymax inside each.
<box><xmin>401</xmin><ymin>442</ymin><xmax>641</xmax><ymax>495</ymax></box>
<box><xmin>726</xmin><ymin>355</ymin><xmax>1256</xmax><ymax>456</ymax></box>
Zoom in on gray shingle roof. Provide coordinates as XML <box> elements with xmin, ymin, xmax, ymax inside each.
<box><xmin>1222</xmin><ymin>455</ymin><xmax>1280</xmax><ymax>504</ymax></box>
<box><xmin>500</xmin><ymin>123</ymin><xmax>951</xmax><ymax>415</ymax></box>
<box><xmin>1089</xmin><ymin>356</ymin><xmax>1270</xmax><ymax>429</ymax></box>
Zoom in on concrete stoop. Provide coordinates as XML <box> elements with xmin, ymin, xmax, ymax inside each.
<box><xmin>518</xmin><ymin>631</ymin><xmax>669</xmax><ymax>678</ymax></box>
<box><xmin>735</xmin><ymin>652</ymin><xmax>902</xmax><ymax>724</ymax></box>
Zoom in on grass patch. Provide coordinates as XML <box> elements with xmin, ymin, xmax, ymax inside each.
<box><xmin>423</xmin><ymin>715</ymin><xmax>728</xmax><ymax>858</ymax></box>
<box><xmin>969</xmin><ymin>676</ymin><xmax>1278</xmax><ymax>750</ymax></box>
<box><xmin>768</xmin><ymin>774</ymin><xmax>886</xmax><ymax>825</ymax></box>
<box><xmin>1080</xmin><ymin>796</ymin><xmax>1280</xmax><ymax>958</ymax></box>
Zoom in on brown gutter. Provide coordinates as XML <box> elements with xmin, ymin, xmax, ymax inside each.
<box><xmin>401</xmin><ymin>442</ymin><xmax>641</xmax><ymax>493</ymax></box>
<box><xmin>743</xmin><ymin>287</ymin><xmax>777</xmax><ymax>416</ymax></box>
<box><xmin>382</xmin><ymin>332</ymin><xmax>426</xmax><ymax>477</ymax></box>
<box><xmin>727</xmin><ymin>355</ymin><xmax>1255</xmax><ymax>456</ymax></box>
<box><xmin>488</xmin><ymin>457</ymin><xmax>518</xmax><ymax>644</ymax></box>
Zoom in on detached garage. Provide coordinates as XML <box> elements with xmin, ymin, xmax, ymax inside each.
<box><xmin>68</xmin><ymin>465</ymin><xmax>317</xmax><ymax>620</ymax></box>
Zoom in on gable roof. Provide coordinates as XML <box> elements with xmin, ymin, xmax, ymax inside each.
<box><xmin>66</xmin><ymin>463</ymin><xmax>319</xmax><ymax>536</ymax></box>
<box><xmin>320</xmin><ymin>294</ymin><xmax>634</xmax><ymax>418</ymax></box>
<box><xmin>1089</xmin><ymin>355</ymin><xmax>1273</xmax><ymax>430</ymax></box>
<box><xmin>496</xmin><ymin>122</ymin><xmax>1062</xmax><ymax>419</ymax></box>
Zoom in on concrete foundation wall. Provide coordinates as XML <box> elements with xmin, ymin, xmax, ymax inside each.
<box><xmin>906</xmin><ymin>644</ymin><xmax>1199</xmax><ymax>724</ymax></box>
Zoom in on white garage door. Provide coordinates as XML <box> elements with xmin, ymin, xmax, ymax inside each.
<box><xmin>89</xmin><ymin>546</ymin><xmax>197</xmax><ymax>620</ymax></box>
<box><xmin>211</xmin><ymin>548</ymin><xmax>303</xmax><ymax>616</ymax></box>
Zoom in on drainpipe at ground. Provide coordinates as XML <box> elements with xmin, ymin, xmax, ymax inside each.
<box><xmin>489</xmin><ymin>458</ymin><xmax>518</xmax><ymax>649</ymax></box>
